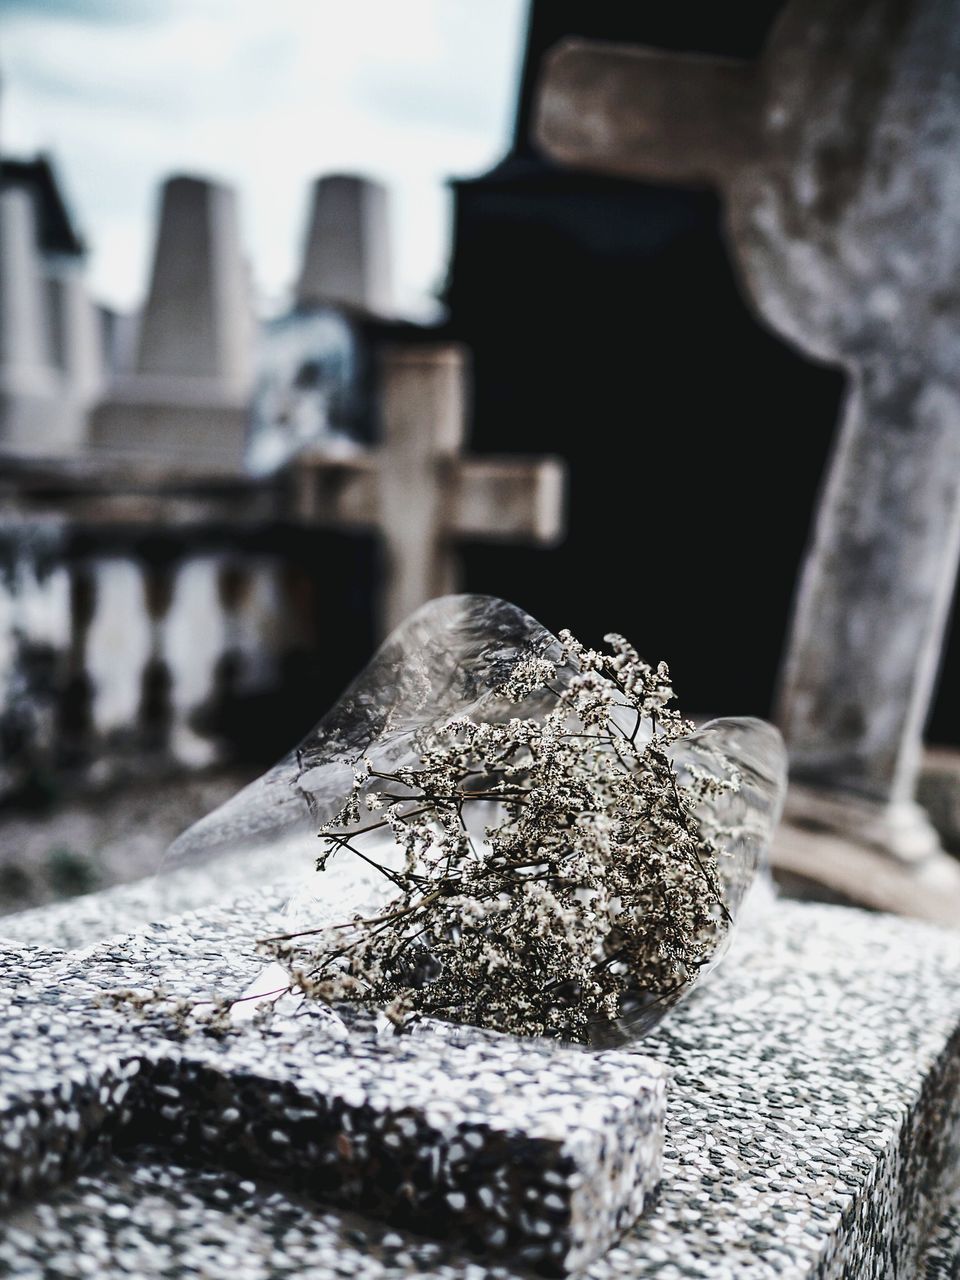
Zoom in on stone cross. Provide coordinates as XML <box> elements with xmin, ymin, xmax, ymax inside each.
<box><xmin>90</xmin><ymin>175</ymin><xmax>254</xmax><ymax>472</ymax></box>
<box><xmin>534</xmin><ymin>0</ymin><xmax>960</xmax><ymax>863</ymax></box>
<box><xmin>295</xmin><ymin>175</ymin><xmax>393</xmax><ymax>316</ymax></box>
<box><xmin>295</xmin><ymin>342</ymin><xmax>567</xmax><ymax>637</ymax></box>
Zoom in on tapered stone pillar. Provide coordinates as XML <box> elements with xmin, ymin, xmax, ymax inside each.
<box><xmin>45</xmin><ymin>255</ymin><xmax>105</xmax><ymax>447</ymax></box>
<box><xmin>0</xmin><ymin>186</ymin><xmax>62</xmax><ymax>453</ymax></box>
<box><xmin>295</xmin><ymin>175</ymin><xmax>393</xmax><ymax>316</ymax></box>
<box><xmin>90</xmin><ymin>175</ymin><xmax>253</xmax><ymax>472</ymax></box>
<box><xmin>136</xmin><ymin>176</ymin><xmax>251</xmax><ymax>393</ymax></box>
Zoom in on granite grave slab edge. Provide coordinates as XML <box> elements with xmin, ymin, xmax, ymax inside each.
<box><xmin>0</xmin><ymin>889</ymin><xmax>667</xmax><ymax>1276</ymax></box>
<box><xmin>3</xmin><ymin>894</ymin><xmax>960</xmax><ymax>1276</ymax></box>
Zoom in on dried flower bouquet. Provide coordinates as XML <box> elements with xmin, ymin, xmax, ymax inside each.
<box><xmin>249</xmin><ymin>612</ymin><xmax>783</xmax><ymax>1045</ymax></box>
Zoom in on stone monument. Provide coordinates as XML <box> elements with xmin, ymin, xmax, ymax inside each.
<box><xmin>89</xmin><ymin>175</ymin><xmax>254</xmax><ymax>472</ymax></box>
<box><xmin>0</xmin><ymin>159</ymin><xmax>102</xmax><ymax>456</ymax></box>
<box><xmin>295</xmin><ymin>174</ymin><xmax>393</xmax><ymax>316</ymax></box>
<box><xmin>534</xmin><ymin>0</ymin><xmax>960</xmax><ymax>899</ymax></box>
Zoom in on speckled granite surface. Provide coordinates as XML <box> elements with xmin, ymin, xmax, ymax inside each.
<box><xmin>0</xmin><ymin>841</ymin><xmax>304</xmax><ymax>951</ymax></box>
<box><xmin>2</xmin><ymin>891</ymin><xmax>960</xmax><ymax>1277</ymax></box>
<box><xmin>0</xmin><ymin>887</ymin><xmax>666</xmax><ymax>1275</ymax></box>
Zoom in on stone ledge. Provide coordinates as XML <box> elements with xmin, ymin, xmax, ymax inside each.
<box><xmin>2</xmin><ymin>892</ymin><xmax>960</xmax><ymax>1276</ymax></box>
<box><xmin>0</xmin><ymin>890</ymin><xmax>666</xmax><ymax>1276</ymax></box>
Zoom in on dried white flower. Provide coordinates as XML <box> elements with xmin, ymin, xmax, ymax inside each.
<box><xmin>262</xmin><ymin>628</ymin><xmax>735</xmax><ymax>1044</ymax></box>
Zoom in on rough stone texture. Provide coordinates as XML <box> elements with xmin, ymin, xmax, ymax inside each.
<box><xmin>0</xmin><ymin>888</ymin><xmax>666</xmax><ymax>1275</ymax></box>
<box><xmin>2</xmin><ymin>887</ymin><xmax>960</xmax><ymax>1276</ymax></box>
<box><xmin>535</xmin><ymin>0</ymin><xmax>960</xmax><ymax>864</ymax></box>
<box><xmin>0</xmin><ymin>831</ymin><xmax>290</xmax><ymax>949</ymax></box>
<box><xmin>922</xmin><ymin>1205</ymin><xmax>960</xmax><ymax>1278</ymax></box>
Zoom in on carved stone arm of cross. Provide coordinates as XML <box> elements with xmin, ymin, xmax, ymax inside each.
<box><xmin>535</xmin><ymin>39</ymin><xmax>755</xmax><ymax>187</ymax></box>
<box><xmin>295</xmin><ymin>343</ymin><xmax>566</xmax><ymax>637</ymax></box>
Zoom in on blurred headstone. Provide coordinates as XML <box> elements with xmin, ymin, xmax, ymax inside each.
<box><xmin>90</xmin><ymin>176</ymin><xmax>253</xmax><ymax>472</ymax></box>
<box><xmin>295</xmin><ymin>174</ymin><xmax>393</xmax><ymax>316</ymax></box>
<box><xmin>535</xmin><ymin>0</ymin><xmax>960</xmax><ymax>880</ymax></box>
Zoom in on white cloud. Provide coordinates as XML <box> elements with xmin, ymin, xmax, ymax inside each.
<box><xmin>3</xmin><ymin>0</ymin><xmax>528</xmax><ymax>317</ymax></box>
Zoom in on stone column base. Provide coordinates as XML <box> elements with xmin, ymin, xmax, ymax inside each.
<box><xmin>783</xmin><ymin>783</ymin><xmax>943</xmax><ymax>863</ymax></box>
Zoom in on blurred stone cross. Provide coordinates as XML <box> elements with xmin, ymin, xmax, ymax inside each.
<box><xmin>295</xmin><ymin>342</ymin><xmax>567</xmax><ymax>637</ymax></box>
<box><xmin>535</xmin><ymin>0</ymin><xmax>960</xmax><ymax>878</ymax></box>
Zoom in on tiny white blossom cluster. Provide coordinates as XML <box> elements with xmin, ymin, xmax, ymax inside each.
<box><xmin>262</xmin><ymin>630</ymin><xmax>737</xmax><ymax>1044</ymax></box>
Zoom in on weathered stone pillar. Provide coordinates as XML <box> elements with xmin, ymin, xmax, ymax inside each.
<box><xmin>295</xmin><ymin>174</ymin><xmax>393</xmax><ymax>316</ymax></box>
<box><xmin>90</xmin><ymin>175</ymin><xmax>253</xmax><ymax>471</ymax></box>
<box><xmin>776</xmin><ymin>357</ymin><xmax>960</xmax><ymax>859</ymax></box>
<box><xmin>0</xmin><ymin>186</ymin><xmax>61</xmax><ymax>453</ymax></box>
<box><xmin>136</xmin><ymin>176</ymin><xmax>251</xmax><ymax>394</ymax></box>
<box><xmin>45</xmin><ymin>255</ymin><xmax>105</xmax><ymax>446</ymax></box>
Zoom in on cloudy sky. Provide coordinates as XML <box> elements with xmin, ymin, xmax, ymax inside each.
<box><xmin>2</xmin><ymin>0</ymin><xmax>527</xmax><ymax>318</ymax></box>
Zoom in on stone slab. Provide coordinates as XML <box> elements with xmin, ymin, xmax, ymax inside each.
<box><xmin>0</xmin><ymin>889</ymin><xmax>666</xmax><ymax>1275</ymax></box>
<box><xmin>2</xmin><ymin>892</ymin><xmax>960</xmax><ymax>1276</ymax></box>
<box><xmin>0</xmin><ymin>843</ymin><xmax>303</xmax><ymax>952</ymax></box>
